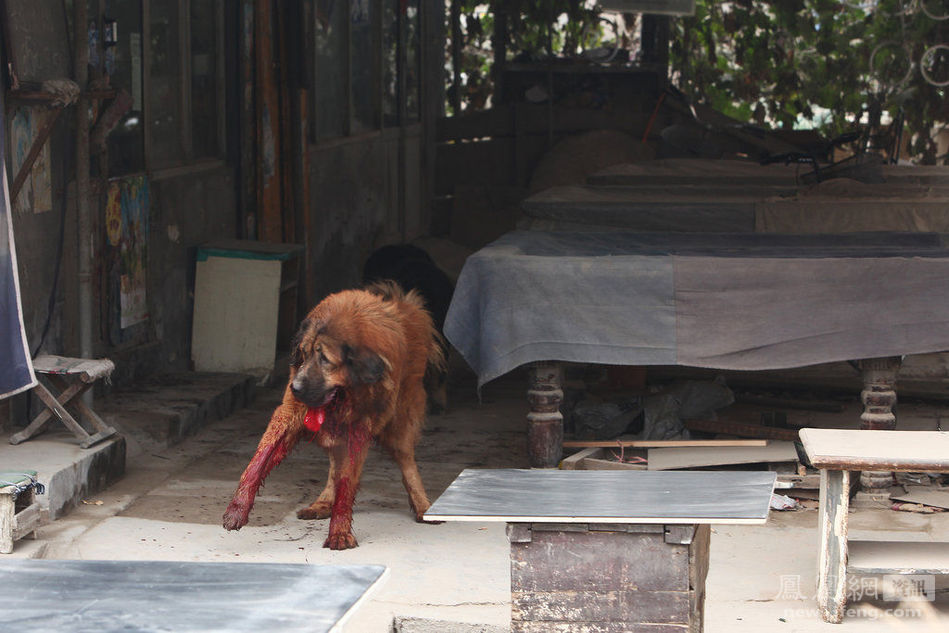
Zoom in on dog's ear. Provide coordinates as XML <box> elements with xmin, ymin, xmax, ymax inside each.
<box><xmin>290</xmin><ymin>319</ymin><xmax>312</xmax><ymax>368</ymax></box>
<box><xmin>343</xmin><ymin>344</ymin><xmax>386</xmax><ymax>384</ymax></box>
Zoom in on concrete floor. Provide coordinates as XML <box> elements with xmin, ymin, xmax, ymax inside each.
<box><xmin>6</xmin><ymin>365</ymin><xmax>949</xmax><ymax>632</ymax></box>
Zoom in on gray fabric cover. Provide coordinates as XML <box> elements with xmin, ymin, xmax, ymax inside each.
<box><xmin>444</xmin><ymin>230</ymin><xmax>949</xmax><ymax>388</ymax></box>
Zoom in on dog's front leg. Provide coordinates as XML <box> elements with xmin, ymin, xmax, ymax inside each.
<box><xmin>323</xmin><ymin>425</ymin><xmax>372</xmax><ymax>550</ymax></box>
<box><xmin>223</xmin><ymin>401</ymin><xmax>304</xmax><ymax>531</ymax></box>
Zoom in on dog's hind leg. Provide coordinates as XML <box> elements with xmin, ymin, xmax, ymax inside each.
<box><xmin>390</xmin><ymin>445</ymin><xmax>435</xmax><ymax>522</ymax></box>
<box><xmin>323</xmin><ymin>425</ymin><xmax>372</xmax><ymax>550</ymax></box>
<box><xmin>296</xmin><ymin>452</ymin><xmax>337</xmax><ymax>520</ymax></box>
<box><xmin>380</xmin><ymin>420</ymin><xmax>436</xmax><ymax>523</ymax></box>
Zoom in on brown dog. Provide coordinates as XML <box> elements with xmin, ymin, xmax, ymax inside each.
<box><xmin>222</xmin><ymin>282</ymin><xmax>444</xmax><ymax>549</ymax></box>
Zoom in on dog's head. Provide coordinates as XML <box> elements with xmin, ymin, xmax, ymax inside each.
<box><xmin>288</xmin><ymin>316</ymin><xmax>387</xmax><ymax>411</ymax></box>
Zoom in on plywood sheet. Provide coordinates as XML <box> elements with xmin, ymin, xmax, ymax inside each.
<box><xmin>425</xmin><ymin>469</ymin><xmax>775</xmax><ymax>524</ymax></box>
<box><xmin>647</xmin><ymin>441</ymin><xmax>799</xmax><ymax>471</ymax></box>
<box><xmin>191</xmin><ymin>256</ymin><xmax>281</xmax><ymax>376</ymax></box>
<box><xmin>0</xmin><ymin>559</ymin><xmax>387</xmax><ymax>632</ymax></box>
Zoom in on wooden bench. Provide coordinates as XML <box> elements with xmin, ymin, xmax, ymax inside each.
<box><xmin>425</xmin><ymin>469</ymin><xmax>775</xmax><ymax>632</ymax></box>
<box><xmin>0</xmin><ymin>471</ymin><xmax>44</xmax><ymax>554</ymax></box>
<box><xmin>798</xmin><ymin>428</ymin><xmax>949</xmax><ymax>623</ymax></box>
<box><xmin>9</xmin><ymin>355</ymin><xmax>117</xmax><ymax>448</ymax></box>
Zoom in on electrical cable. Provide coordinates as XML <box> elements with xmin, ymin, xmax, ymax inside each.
<box><xmin>30</xmin><ymin>179</ymin><xmax>67</xmax><ymax>359</ymax></box>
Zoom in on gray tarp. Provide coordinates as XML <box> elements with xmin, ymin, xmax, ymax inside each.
<box><xmin>444</xmin><ymin>230</ymin><xmax>949</xmax><ymax>388</ymax></box>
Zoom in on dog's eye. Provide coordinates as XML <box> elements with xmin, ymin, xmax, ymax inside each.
<box><xmin>319</xmin><ymin>351</ymin><xmax>331</xmax><ymax>366</ymax></box>
<box><xmin>290</xmin><ymin>347</ymin><xmax>304</xmax><ymax>368</ymax></box>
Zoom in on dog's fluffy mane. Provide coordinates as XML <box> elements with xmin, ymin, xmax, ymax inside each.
<box><xmin>362</xmin><ymin>280</ymin><xmax>446</xmax><ymax>374</ymax></box>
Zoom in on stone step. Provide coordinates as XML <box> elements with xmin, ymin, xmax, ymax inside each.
<box><xmin>98</xmin><ymin>371</ymin><xmax>256</xmax><ymax>450</ymax></box>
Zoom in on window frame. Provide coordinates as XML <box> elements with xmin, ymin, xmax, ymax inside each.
<box><xmin>138</xmin><ymin>0</ymin><xmax>227</xmax><ymax>177</ymax></box>
<box><xmin>310</xmin><ymin>0</ymin><xmax>421</xmax><ymax>146</ymax></box>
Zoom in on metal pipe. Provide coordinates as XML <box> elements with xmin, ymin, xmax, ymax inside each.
<box><xmin>74</xmin><ymin>0</ymin><xmax>93</xmax><ymax>363</ymax></box>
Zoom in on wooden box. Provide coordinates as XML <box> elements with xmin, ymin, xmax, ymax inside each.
<box><xmin>0</xmin><ymin>472</ymin><xmax>43</xmax><ymax>554</ymax></box>
<box><xmin>191</xmin><ymin>240</ymin><xmax>303</xmax><ymax>383</ymax></box>
<box><xmin>508</xmin><ymin>522</ymin><xmax>710</xmax><ymax>633</ymax></box>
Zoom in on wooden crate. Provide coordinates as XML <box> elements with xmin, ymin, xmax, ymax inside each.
<box><xmin>509</xmin><ymin>522</ymin><xmax>710</xmax><ymax>632</ymax></box>
<box><xmin>0</xmin><ymin>472</ymin><xmax>44</xmax><ymax>554</ymax></box>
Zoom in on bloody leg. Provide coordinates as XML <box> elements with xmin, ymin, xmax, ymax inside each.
<box><xmin>223</xmin><ymin>398</ymin><xmax>304</xmax><ymax>531</ymax></box>
<box><xmin>323</xmin><ymin>423</ymin><xmax>372</xmax><ymax>550</ymax></box>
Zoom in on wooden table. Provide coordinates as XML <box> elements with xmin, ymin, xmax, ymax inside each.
<box><xmin>425</xmin><ymin>469</ymin><xmax>776</xmax><ymax>632</ymax></box>
<box><xmin>444</xmin><ymin>230</ymin><xmax>949</xmax><ymax>468</ymax></box>
<box><xmin>798</xmin><ymin>428</ymin><xmax>949</xmax><ymax>623</ymax></box>
<box><xmin>0</xmin><ymin>559</ymin><xmax>387</xmax><ymax>632</ymax></box>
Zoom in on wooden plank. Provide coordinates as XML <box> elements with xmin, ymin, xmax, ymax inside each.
<box><xmin>774</xmin><ymin>473</ymin><xmax>821</xmax><ymax>489</ymax></box>
<box><xmin>563</xmin><ymin>439</ymin><xmax>767</xmax><ymax>448</ymax></box>
<box><xmin>560</xmin><ymin>447</ymin><xmax>600</xmax><ymax>470</ymax></box>
<box><xmin>580</xmin><ymin>457</ymin><xmax>647</xmax><ymax>471</ymax></box>
<box><xmin>10</xmin><ymin>108</ymin><xmax>62</xmax><ymax>200</ymax></box>
<box><xmin>799</xmin><ymin>429</ymin><xmax>949</xmax><ymax>472</ymax></box>
<box><xmin>817</xmin><ymin>469</ymin><xmax>850</xmax><ymax>624</ymax></box>
<box><xmin>646</xmin><ymin>442</ymin><xmax>799</xmax><ymax>471</ymax></box>
<box><xmin>684</xmin><ymin>418</ymin><xmax>801</xmax><ymax>441</ymax></box>
<box><xmin>12</xmin><ymin>502</ymin><xmax>41</xmax><ymax>540</ymax></box>
<box><xmin>848</xmin><ymin>540</ymin><xmax>949</xmax><ymax>575</ymax></box>
<box><xmin>0</xmin><ymin>494</ymin><xmax>14</xmax><ymax>554</ymax></box>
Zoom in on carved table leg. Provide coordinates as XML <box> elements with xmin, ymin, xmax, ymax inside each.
<box><xmin>857</xmin><ymin>356</ymin><xmax>901</xmax><ymax>494</ymax></box>
<box><xmin>526</xmin><ymin>362</ymin><xmax>564</xmax><ymax>468</ymax></box>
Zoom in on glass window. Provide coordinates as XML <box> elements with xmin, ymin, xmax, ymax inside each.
<box><xmin>313</xmin><ymin>0</ymin><xmax>347</xmax><ymax>140</ymax></box>
<box><xmin>105</xmin><ymin>0</ymin><xmax>145</xmax><ymax>175</ymax></box>
<box><xmin>190</xmin><ymin>0</ymin><xmax>221</xmax><ymax>158</ymax></box>
<box><xmin>404</xmin><ymin>0</ymin><xmax>420</xmax><ymax>122</ymax></box>
<box><xmin>383</xmin><ymin>0</ymin><xmax>399</xmax><ymax>127</ymax></box>
<box><xmin>148</xmin><ymin>0</ymin><xmax>183</xmax><ymax>168</ymax></box>
<box><xmin>350</xmin><ymin>0</ymin><xmax>376</xmax><ymax>133</ymax></box>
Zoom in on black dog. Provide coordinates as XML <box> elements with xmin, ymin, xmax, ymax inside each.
<box><xmin>363</xmin><ymin>244</ymin><xmax>454</xmax><ymax>413</ymax></box>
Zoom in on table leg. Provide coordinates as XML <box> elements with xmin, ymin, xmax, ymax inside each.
<box><xmin>857</xmin><ymin>356</ymin><xmax>901</xmax><ymax>493</ymax></box>
<box><xmin>0</xmin><ymin>493</ymin><xmax>14</xmax><ymax>554</ymax></box>
<box><xmin>526</xmin><ymin>362</ymin><xmax>563</xmax><ymax>468</ymax></box>
<box><xmin>817</xmin><ymin>468</ymin><xmax>850</xmax><ymax>624</ymax></box>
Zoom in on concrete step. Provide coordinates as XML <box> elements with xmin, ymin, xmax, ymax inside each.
<box><xmin>0</xmin><ymin>430</ymin><xmax>126</xmax><ymax>522</ymax></box>
<box><xmin>0</xmin><ymin>371</ymin><xmax>256</xmax><ymax>554</ymax></box>
<box><xmin>98</xmin><ymin>371</ymin><xmax>257</xmax><ymax>451</ymax></box>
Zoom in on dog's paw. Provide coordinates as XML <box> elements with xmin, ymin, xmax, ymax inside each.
<box><xmin>222</xmin><ymin>502</ymin><xmax>249</xmax><ymax>531</ymax></box>
<box><xmin>323</xmin><ymin>531</ymin><xmax>359</xmax><ymax>550</ymax></box>
<box><xmin>297</xmin><ymin>502</ymin><xmax>333</xmax><ymax>520</ymax></box>
<box><xmin>419</xmin><ymin>517</ymin><xmax>444</xmax><ymax>524</ymax></box>
<box><xmin>416</xmin><ymin>511</ymin><xmax>444</xmax><ymax>525</ymax></box>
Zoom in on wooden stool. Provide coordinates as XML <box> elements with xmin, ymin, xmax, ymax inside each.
<box><xmin>9</xmin><ymin>355</ymin><xmax>118</xmax><ymax>449</ymax></box>
<box><xmin>799</xmin><ymin>428</ymin><xmax>949</xmax><ymax>623</ymax></box>
<box><xmin>0</xmin><ymin>471</ymin><xmax>45</xmax><ymax>554</ymax></box>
